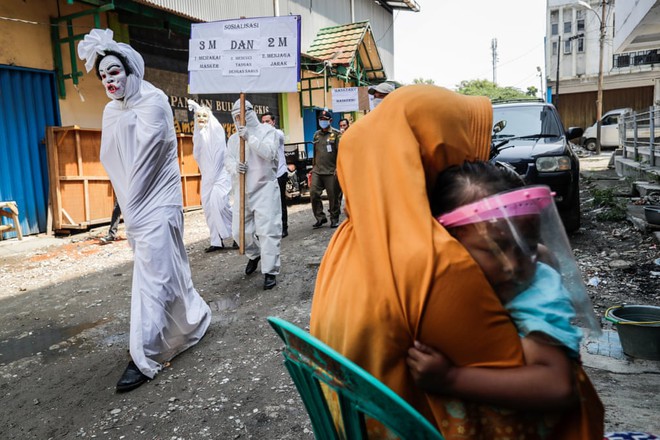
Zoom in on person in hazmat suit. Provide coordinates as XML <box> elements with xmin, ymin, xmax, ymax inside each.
<box><xmin>77</xmin><ymin>28</ymin><xmax>211</xmax><ymax>392</ymax></box>
<box><xmin>225</xmin><ymin>99</ymin><xmax>282</xmax><ymax>290</ymax></box>
<box><xmin>187</xmin><ymin>100</ymin><xmax>234</xmax><ymax>252</ymax></box>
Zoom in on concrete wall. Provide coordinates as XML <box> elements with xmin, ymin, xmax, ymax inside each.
<box><xmin>0</xmin><ymin>0</ymin><xmax>112</xmax><ymax>128</ymax></box>
<box><xmin>1</xmin><ymin>0</ymin><xmax>379</xmax><ymax>139</ymax></box>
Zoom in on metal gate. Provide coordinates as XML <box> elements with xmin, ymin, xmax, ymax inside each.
<box><xmin>0</xmin><ymin>65</ymin><xmax>61</xmax><ymax>237</ymax></box>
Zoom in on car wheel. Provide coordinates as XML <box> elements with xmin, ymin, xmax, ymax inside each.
<box><xmin>561</xmin><ymin>193</ymin><xmax>581</xmax><ymax>233</ymax></box>
<box><xmin>584</xmin><ymin>138</ymin><xmax>597</xmax><ymax>151</ymax></box>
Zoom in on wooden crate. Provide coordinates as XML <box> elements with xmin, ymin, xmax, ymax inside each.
<box><xmin>177</xmin><ymin>135</ymin><xmax>202</xmax><ymax>208</ymax></box>
<box><xmin>46</xmin><ymin>126</ymin><xmax>201</xmax><ymax>233</ymax></box>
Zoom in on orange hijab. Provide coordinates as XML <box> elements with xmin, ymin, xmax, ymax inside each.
<box><xmin>309</xmin><ymin>85</ymin><xmax>602</xmax><ymax>439</ymax></box>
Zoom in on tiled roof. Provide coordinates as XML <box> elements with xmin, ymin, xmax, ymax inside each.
<box><xmin>305</xmin><ymin>21</ymin><xmax>384</xmax><ymax>80</ymax></box>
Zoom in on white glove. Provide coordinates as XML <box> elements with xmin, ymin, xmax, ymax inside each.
<box><xmin>236</xmin><ymin>162</ymin><xmax>248</xmax><ymax>174</ymax></box>
<box><xmin>237</xmin><ymin>125</ymin><xmax>249</xmax><ymax>140</ymax></box>
<box><xmin>187</xmin><ymin>99</ymin><xmax>201</xmax><ymax>112</ymax></box>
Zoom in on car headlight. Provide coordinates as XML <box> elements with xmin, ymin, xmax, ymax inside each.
<box><xmin>536</xmin><ymin>156</ymin><xmax>572</xmax><ymax>172</ymax></box>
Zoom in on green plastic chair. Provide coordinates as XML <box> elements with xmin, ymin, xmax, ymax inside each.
<box><xmin>268</xmin><ymin>317</ymin><xmax>445</xmax><ymax>440</ymax></box>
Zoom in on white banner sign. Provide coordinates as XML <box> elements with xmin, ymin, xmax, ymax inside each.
<box><xmin>189</xmin><ymin>16</ymin><xmax>301</xmax><ymax>93</ymax></box>
<box><xmin>332</xmin><ymin>87</ymin><xmax>360</xmax><ymax>112</ymax></box>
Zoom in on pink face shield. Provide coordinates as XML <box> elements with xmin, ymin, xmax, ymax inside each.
<box><xmin>438</xmin><ymin>185</ymin><xmax>600</xmax><ymax>335</ymax></box>
<box><xmin>438</xmin><ymin>186</ymin><xmax>555</xmax><ymax>228</ymax></box>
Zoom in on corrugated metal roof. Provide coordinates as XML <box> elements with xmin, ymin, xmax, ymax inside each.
<box><xmin>130</xmin><ymin>0</ymin><xmax>205</xmax><ymax>21</ymax></box>
<box><xmin>305</xmin><ymin>21</ymin><xmax>384</xmax><ymax>79</ymax></box>
<box><xmin>131</xmin><ymin>0</ymin><xmax>273</xmax><ymax>22</ymax></box>
<box><xmin>381</xmin><ymin>0</ymin><xmax>420</xmax><ymax>12</ymax></box>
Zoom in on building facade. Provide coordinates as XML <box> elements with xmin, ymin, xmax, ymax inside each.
<box><xmin>0</xmin><ymin>0</ymin><xmax>418</xmax><ymax>236</ymax></box>
<box><xmin>545</xmin><ymin>0</ymin><xmax>660</xmax><ymax>129</ymax></box>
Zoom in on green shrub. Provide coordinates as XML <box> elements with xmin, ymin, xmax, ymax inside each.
<box><xmin>591</xmin><ymin>187</ymin><xmax>628</xmax><ymax>221</ymax></box>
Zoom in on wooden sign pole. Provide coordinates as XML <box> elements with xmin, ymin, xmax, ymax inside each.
<box><xmin>239</xmin><ymin>93</ymin><xmax>246</xmax><ymax>255</ymax></box>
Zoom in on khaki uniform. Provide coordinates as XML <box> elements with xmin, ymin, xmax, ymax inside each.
<box><xmin>311</xmin><ymin>127</ymin><xmax>341</xmax><ymax>224</ymax></box>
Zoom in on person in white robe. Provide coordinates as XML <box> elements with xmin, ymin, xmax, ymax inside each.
<box><xmin>225</xmin><ymin>99</ymin><xmax>281</xmax><ymax>290</ymax></box>
<box><xmin>187</xmin><ymin>100</ymin><xmax>234</xmax><ymax>252</ymax></box>
<box><xmin>77</xmin><ymin>29</ymin><xmax>211</xmax><ymax>392</ymax></box>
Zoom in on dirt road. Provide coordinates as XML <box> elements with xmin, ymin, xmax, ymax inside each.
<box><xmin>1</xmin><ymin>157</ymin><xmax>659</xmax><ymax>439</ymax></box>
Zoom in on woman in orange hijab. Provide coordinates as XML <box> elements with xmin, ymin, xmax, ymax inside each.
<box><xmin>309</xmin><ymin>85</ymin><xmax>603</xmax><ymax>439</ymax></box>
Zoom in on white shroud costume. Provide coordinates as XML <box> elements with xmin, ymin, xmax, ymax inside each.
<box><xmin>225</xmin><ymin>101</ymin><xmax>282</xmax><ymax>275</ymax></box>
<box><xmin>78</xmin><ymin>29</ymin><xmax>211</xmax><ymax>379</ymax></box>
<box><xmin>189</xmin><ymin>101</ymin><xmax>233</xmax><ymax>247</ymax></box>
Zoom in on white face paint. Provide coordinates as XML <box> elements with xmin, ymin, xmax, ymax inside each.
<box><xmin>99</xmin><ymin>55</ymin><xmax>127</xmax><ymax>100</ymax></box>
<box><xmin>195</xmin><ymin>109</ymin><xmax>210</xmax><ymax>128</ymax></box>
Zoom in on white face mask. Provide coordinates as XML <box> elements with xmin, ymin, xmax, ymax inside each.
<box><xmin>319</xmin><ymin>120</ymin><xmax>330</xmax><ymax>129</ymax></box>
<box><xmin>99</xmin><ymin>55</ymin><xmax>127</xmax><ymax>100</ymax></box>
<box><xmin>232</xmin><ymin>109</ymin><xmax>258</xmax><ymax>128</ymax></box>
<box><xmin>195</xmin><ymin>110</ymin><xmax>210</xmax><ymax>128</ymax></box>
<box><xmin>372</xmin><ymin>98</ymin><xmax>383</xmax><ymax>108</ymax></box>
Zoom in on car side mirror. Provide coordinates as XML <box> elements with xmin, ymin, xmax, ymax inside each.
<box><xmin>493</xmin><ymin>120</ymin><xmax>507</xmax><ymax>134</ymax></box>
<box><xmin>566</xmin><ymin>127</ymin><xmax>583</xmax><ymax>140</ymax></box>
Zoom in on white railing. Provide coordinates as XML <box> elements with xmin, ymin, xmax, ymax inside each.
<box><xmin>620</xmin><ymin>106</ymin><xmax>660</xmax><ymax>167</ymax></box>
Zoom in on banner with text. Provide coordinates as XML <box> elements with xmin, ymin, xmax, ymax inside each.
<box><xmin>189</xmin><ymin>16</ymin><xmax>301</xmax><ymax>93</ymax></box>
<box><xmin>332</xmin><ymin>87</ymin><xmax>359</xmax><ymax>112</ymax></box>
<box><xmin>332</xmin><ymin>87</ymin><xmax>371</xmax><ymax>112</ymax></box>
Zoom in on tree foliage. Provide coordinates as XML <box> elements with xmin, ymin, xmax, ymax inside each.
<box><xmin>456</xmin><ymin>79</ymin><xmax>533</xmax><ymax>101</ymax></box>
<box><xmin>412</xmin><ymin>77</ymin><xmax>435</xmax><ymax>85</ymax></box>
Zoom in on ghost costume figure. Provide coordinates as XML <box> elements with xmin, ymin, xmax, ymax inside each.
<box><xmin>188</xmin><ymin>100</ymin><xmax>233</xmax><ymax>252</ymax></box>
<box><xmin>225</xmin><ymin>99</ymin><xmax>281</xmax><ymax>290</ymax></box>
<box><xmin>77</xmin><ymin>29</ymin><xmax>211</xmax><ymax>391</ymax></box>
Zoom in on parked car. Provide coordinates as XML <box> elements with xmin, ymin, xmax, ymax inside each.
<box><xmin>582</xmin><ymin>107</ymin><xmax>632</xmax><ymax>151</ymax></box>
<box><xmin>491</xmin><ymin>99</ymin><xmax>584</xmax><ymax>232</ymax></box>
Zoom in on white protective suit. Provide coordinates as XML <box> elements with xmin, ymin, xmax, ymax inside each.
<box><xmin>188</xmin><ymin>100</ymin><xmax>233</xmax><ymax>247</ymax></box>
<box><xmin>225</xmin><ymin>101</ymin><xmax>282</xmax><ymax>274</ymax></box>
<box><xmin>78</xmin><ymin>29</ymin><xmax>211</xmax><ymax>378</ymax></box>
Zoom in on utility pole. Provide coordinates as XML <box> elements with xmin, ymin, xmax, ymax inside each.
<box><xmin>579</xmin><ymin>0</ymin><xmax>607</xmax><ymax>155</ymax></box>
<box><xmin>491</xmin><ymin>38</ymin><xmax>498</xmax><ymax>85</ymax></box>
<box><xmin>556</xmin><ymin>35</ymin><xmax>561</xmax><ymax>108</ymax></box>
<box><xmin>596</xmin><ymin>0</ymin><xmax>606</xmax><ymax>155</ymax></box>
<box><xmin>537</xmin><ymin>66</ymin><xmax>544</xmax><ymax>100</ymax></box>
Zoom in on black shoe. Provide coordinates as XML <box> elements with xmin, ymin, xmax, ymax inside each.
<box><xmin>116</xmin><ymin>361</ymin><xmax>150</xmax><ymax>392</ymax></box>
<box><xmin>264</xmin><ymin>274</ymin><xmax>277</xmax><ymax>290</ymax></box>
<box><xmin>312</xmin><ymin>218</ymin><xmax>328</xmax><ymax>229</ymax></box>
<box><xmin>330</xmin><ymin>220</ymin><xmax>339</xmax><ymax>228</ymax></box>
<box><xmin>245</xmin><ymin>256</ymin><xmax>261</xmax><ymax>275</ymax></box>
<box><xmin>204</xmin><ymin>245</ymin><xmax>223</xmax><ymax>253</ymax></box>
<box><xmin>99</xmin><ymin>234</ymin><xmax>118</xmax><ymax>245</ymax></box>
<box><xmin>282</xmin><ymin>229</ymin><xmax>288</xmax><ymax>238</ymax></box>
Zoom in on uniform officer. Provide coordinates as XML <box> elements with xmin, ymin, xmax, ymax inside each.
<box><xmin>310</xmin><ymin>109</ymin><xmax>342</xmax><ymax>228</ymax></box>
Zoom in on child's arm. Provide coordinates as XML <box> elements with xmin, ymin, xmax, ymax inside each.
<box><xmin>406</xmin><ymin>336</ymin><xmax>576</xmax><ymax>410</ymax></box>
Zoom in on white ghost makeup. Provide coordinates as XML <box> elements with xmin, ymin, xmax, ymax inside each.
<box><xmin>195</xmin><ymin>109</ymin><xmax>210</xmax><ymax>128</ymax></box>
<box><xmin>99</xmin><ymin>55</ymin><xmax>127</xmax><ymax>100</ymax></box>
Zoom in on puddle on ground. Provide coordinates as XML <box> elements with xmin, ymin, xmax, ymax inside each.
<box><xmin>0</xmin><ymin>320</ymin><xmax>105</xmax><ymax>365</ymax></box>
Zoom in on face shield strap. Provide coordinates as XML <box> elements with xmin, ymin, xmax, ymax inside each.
<box><xmin>438</xmin><ymin>186</ymin><xmax>555</xmax><ymax>227</ymax></box>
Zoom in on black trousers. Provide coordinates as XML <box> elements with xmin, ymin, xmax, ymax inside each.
<box><xmin>108</xmin><ymin>200</ymin><xmax>121</xmax><ymax>238</ymax></box>
<box><xmin>277</xmin><ymin>173</ymin><xmax>288</xmax><ymax>232</ymax></box>
<box><xmin>310</xmin><ymin>173</ymin><xmax>340</xmax><ymax>223</ymax></box>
